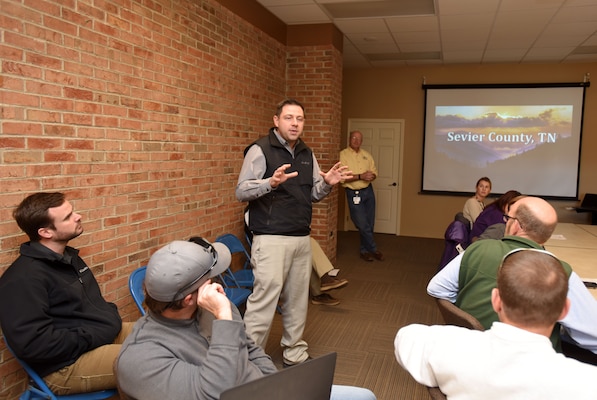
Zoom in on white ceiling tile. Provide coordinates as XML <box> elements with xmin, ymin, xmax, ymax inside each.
<box><xmin>441</xmin><ymin>28</ymin><xmax>490</xmax><ymax>43</ymax></box>
<box><xmin>536</xmin><ymin>34</ymin><xmax>593</xmax><ymax>47</ymax></box>
<box><xmin>255</xmin><ymin>0</ymin><xmax>597</xmax><ymax>67</ymax></box>
<box><xmin>345</xmin><ymin>31</ymin><xmax>395</xmax><ymax>44</ymax></box>
<box><xmin>439</xmin><ymin>14</ymin><xmax>495</xmax><ymax>31</ymax></box>
<box><xmin>257</xmin><ymin>0</ymin><xmax>314</xmax><ymax>6</ymax></box>
<box><xmin>498</xmin><ymin>0</ymin><xmax>564</xmax><ymax>12</ymax></box>
<box><xmin>370</xmin><ymin>60</ymin><xmax>408</xmax><ymax>67</ymax></box>
<box><xmin>566</xmin><ymin>0</ymin><xmax>597</xmax><ymax>6</ymax></box>
<box><xmin>483</xmin><ymin>48</ymin><xmax>527</xmax><ymax>62</ymax></box>
<box><xmin>392</xmin><ymin>30</ymin><xmax>440</xmax><ymax>44</ymax></box>
<box><xmin>354</xmin><ymin>42</ymin><xmax>400</xmax><ymax>54</ymax></box>
<box><xmin>553</xmin><ymin>5</ymin><xmax>597</xmax><ymax>23</ymax></box>
<box><xmin>385</xmin><ymin>16</ymin><xmax>439</xmax><ymax>32</ymax></box>
<box><xmin>437</xmin><ymin>0</ymin><xmax>500</xmax><ymax>16</ymax></box>
<box><xmin>442</xmin><ymin>40</ymin><xmax>486</xmax><ymax>52</ymax></box>
<box><xmin>398</xmin><ymin>42</ymin><xmax>441</xmax><ymax>52</ymax></box>
<box><xmin>334</xmin><ymin>19</ymin><xmax>389</xmax><ymax>33</ymax></box>
<box><xmin>582</xmin><ymin>34</ymin><xmax>597</xmax><ymax>46</ymax></box>
<box><xmin>442</xmin><ymin>49</ymin><xmax>484</xmax><ymax>62</ymax></box>
<box><xmin>524</xmin><ymin>47</ymin><xmax>575</xmax><ymax>59</ymax></box>
<box><xmin>542</xmin><ymin>21</ymin><xmax>597</xmax><ymax>37</ymax></box>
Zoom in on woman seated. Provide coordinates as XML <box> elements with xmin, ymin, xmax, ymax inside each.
<box><xmin>470</xmin><ymin>190</ymin><xmax>522</xmax><ymax>242</ymax></box>
<box><xmin>463</xmin><ymin>177</ymin><xmax>492</xmax><ymax>228</ymax></box>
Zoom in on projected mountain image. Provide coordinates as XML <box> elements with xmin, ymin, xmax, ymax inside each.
<box><xmin>422</xmin><ymin>85</ymin><xmax>585</xmax><ymax>198</ymax></box>
<box><xmin>434</xmin><ymin>105</ymin><xmax>573</xmax><ymax>166</ymax></box>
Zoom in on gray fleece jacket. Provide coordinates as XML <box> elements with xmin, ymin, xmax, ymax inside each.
<box><xmin>116</xmin><ymin>305</ymin><xmax>277</xmax><ymax>400</ymax></box>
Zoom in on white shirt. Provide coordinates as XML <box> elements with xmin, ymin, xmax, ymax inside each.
<box><xmin>395</xmin><ymin>322</ymin><xmax>597</xmax><ymax>400</ymax></box>
<box><xmin>428</xmin><ymin>252</ymin><xmax>597</xmax><ymax>354</ymax></box>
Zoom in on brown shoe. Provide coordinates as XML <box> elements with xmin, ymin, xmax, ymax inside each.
<box><xmin>373</xmin><ymin>251</ymin><xmax>384</xmax><ymax>261</ymax></box>
<box><xmin>320</xmin><ymin>274</ymin><xmax>348</xmax><ymax>291</ymax></box>
<box><xmin>360</xmin><ymin>252</ymin><xmax>374</xmax><ymax>262</ymax></box>
<box><xmin>311</xmin><ymin>293</ymin><xmax>340</xmax><ymax>306</ymax></box>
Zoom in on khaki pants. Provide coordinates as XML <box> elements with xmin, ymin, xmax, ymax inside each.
<box><xmin>44</xmin><ymin>322</ymin><xmax>134</xmax><ymax>395</ymax></box>
<box><xmin>310</xmin><ymin>237</ymin><xmax>334</xmax><ymax>296</ymax></box>
<box><xmin>244</xmin><ymin>235</ymin><xmax>311</xmax><ymax>364</ymax></box>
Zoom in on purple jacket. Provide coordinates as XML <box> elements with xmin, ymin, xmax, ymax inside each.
<box><xmin>470</xmin><ymin>203</ymin><xmax>504</xmax><ymax>239</ymax></box>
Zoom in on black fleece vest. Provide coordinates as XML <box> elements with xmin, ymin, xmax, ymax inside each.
<box><xmin>246</xmin><ymin>128</ymin><xmax>313</xmax><ymax>236</ymax></box>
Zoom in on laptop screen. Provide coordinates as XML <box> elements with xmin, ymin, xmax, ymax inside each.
<box><xmin>220</xmin><ymin>352</ymin><xmax>337</xmax><ymax>400</ymax></box>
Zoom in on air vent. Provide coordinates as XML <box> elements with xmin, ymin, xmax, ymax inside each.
<box><xmin>367</xmin><ymin>51</ymin><xmax>441</xmax><ymax>61</ymax></box>
<box><xmin>322</xmin><ymin>0</ymin><xmax>435</xmax><ymax>19</ymax></box>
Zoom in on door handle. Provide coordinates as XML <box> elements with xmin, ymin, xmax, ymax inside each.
<box><xmin>389</xmin><ymin>182</ymin><xmax>397</xmax><ymax>186</ymax></box>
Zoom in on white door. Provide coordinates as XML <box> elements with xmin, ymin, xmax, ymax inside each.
<box><xmin>344</xmin><ymin>119</ymin><xmax>404</xmax><ymax>235</ymax></box>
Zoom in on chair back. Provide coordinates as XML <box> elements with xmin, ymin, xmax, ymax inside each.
<box><xmin>215</xmin><ymin>234</ymin><xmax>251</xmax><ymax>268</ymax></box>
<box><xmin>129</xmin><ymin>266</ymin><xmax>147</xmax><ymax>316</ymax></box>
<box><xmin>221</xmin><ymin>285</ymin><xmax>251</xmax><ymax>308</ymax></box>
<box><xmin>216</xmin><ymin>234</ymin><xmax>254</xmax><ymax>288</ymax></box>
<box><xmin>218</xmin><ymin>268</ymin><xmax>251</xmax><ymax>308</ymax></box>
<box><xmin>3</xmin><ymin>337</ymin><xmax>117</xmax><ymax>400</ymax></box>
<box><xmin>427</xmin><ymin>386</ymin><xmax>447</xmax><ymax>400</ymax></box>
<box><xmin>436</xmin><ymin>298</ymin><xmax>484</xmax><ymax>331</ymax></box>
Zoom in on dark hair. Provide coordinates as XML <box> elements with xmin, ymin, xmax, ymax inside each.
<box><xmin>476</xmin><ymin>177</ymin><xmax>492</xmax><ymax>189</ymax></box>
<box><xmin>144</xmin><ymin>293</ymin><xmax>185</xmax><ymax>314</ymax></box>
<box><xmin>13</xmin><ymin>192</ymin><xmax>66</xmax><ymax>241</ymax></box>
<box><xmin>493</xmin><ymin>190</ymin><xmax>522</xmax><ymax>212</ymax></box>
<box><xmin>275</xmin><ymin>99</ymin><xmax>305</xmax><ymax>118</ymax></box>
<box><xmin>498</xmin><ymin>249</ymin><xmax>568</xmax><ymax>327</ymax></box>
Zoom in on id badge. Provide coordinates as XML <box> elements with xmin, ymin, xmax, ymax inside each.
<box><xmin>353</xmin><ymin>191</ymin><xmax>361</xmax><ymax>205</ymax></box>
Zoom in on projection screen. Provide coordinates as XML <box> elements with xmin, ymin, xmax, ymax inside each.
<box><xmin>421</xmin><ymin>83</ymin><xmax>588</xmax><ymax>199</ymax></box>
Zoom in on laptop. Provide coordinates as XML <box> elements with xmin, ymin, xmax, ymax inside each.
<box><xmin>220</xmin><ymin>352</ymin><xmax>337</xmax><ymax>400</ymax></box>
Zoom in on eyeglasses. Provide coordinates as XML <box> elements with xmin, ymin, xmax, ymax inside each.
<box><xmin>169</xmin><ymin>237</ymin><xmax>218</xmax><ymax>302</ymax></box>
<box><xmin>503</xmin><ymin>213</ymin><xmax>524</xmax><ymax>230</ymax></box>
<box><xmin>503</xmin><ymin>214</ymin><xmax>517</xmax><ymax>223</ymax></box>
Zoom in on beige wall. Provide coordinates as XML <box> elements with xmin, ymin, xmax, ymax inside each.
<box><xmin>342</xmin><ymin>63</ymin><xmax>597</xmax><ymax>238</ymax></box>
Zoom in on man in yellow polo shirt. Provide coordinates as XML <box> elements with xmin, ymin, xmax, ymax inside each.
<box><xmin>340</xmin><ymin>130</ymin><xmax>383</xmax><ymax>262</ymax></box>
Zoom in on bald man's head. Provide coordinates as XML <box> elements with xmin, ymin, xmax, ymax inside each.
<box><xmin>505</xmin><ymin>196</ymin><xmax>557</xmax><ymax>244</ymax></box>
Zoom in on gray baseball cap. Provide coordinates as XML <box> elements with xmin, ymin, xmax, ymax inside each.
<box><xmin>145</xmin><ymin>239</ymin><xmax>231</xmax><ymax>302</ymax></box>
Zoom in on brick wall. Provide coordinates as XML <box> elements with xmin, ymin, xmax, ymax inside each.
<box><xmin>0</xmin><ymin>0</ymin><xmax>342</xmax><ymax>397</ymax></box>
<box><xmin>287</xmin><ymin>45</ymin><xmax>344</xmax><ymax>257</ymax></box>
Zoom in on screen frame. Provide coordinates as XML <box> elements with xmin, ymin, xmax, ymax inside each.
<box><xmin>420</xmin><ymin>82</ymin><xmax>589</xmax><ymax>200</ymax></box>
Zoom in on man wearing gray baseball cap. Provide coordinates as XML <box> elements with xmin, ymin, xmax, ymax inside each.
<box><xmin>116</xmin><ymin>238</ymin><xmax>377</xmax><ymax>400</ymax></box>
<box><xmin>115</xmin><ymin>238</ymin><xmax>278</xmax><ymax>399</ymax></box>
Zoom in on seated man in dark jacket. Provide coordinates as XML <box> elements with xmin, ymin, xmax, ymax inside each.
<box><xmin>0</xmin><ymin>192</ymin><xmax>133</xmax><ymax>395</ymax></box>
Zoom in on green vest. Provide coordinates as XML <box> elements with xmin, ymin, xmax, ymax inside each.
<box><xmin>456</xmin><ymin>236</ymin><xmax>572</xmax><ymax>351</ymax></box>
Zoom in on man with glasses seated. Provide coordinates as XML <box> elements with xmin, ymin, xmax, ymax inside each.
<box><xmin>427</xmin><ymin>196</ymin><xmax>597</xmax><ymax>363</ymax></box>
<box><xmin>116</xmin><ymin>239</ymin><xmax>376</xmax><ymax>400</ymax></box>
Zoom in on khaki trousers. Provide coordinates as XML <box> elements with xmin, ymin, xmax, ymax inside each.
<box><xmin>244</xmin><ymin>234</ymin><xmax>311</xmax><ymax>364</ymax></box>
<box><xmin>310</xmin><ymin>237</ymin><xmax>334</xmax><ymax>296</ymax></box>
<box><xmin>44</xmin><ymin>322</ymin><xmax>134</xmax><ymax>395</ymax></box>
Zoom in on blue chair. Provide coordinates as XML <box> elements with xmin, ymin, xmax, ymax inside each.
<box><xmin>3</xmin><ymin>338</ymin><xmax>117</xmax><ymax>400</ymax></box>
<box><xmin>215</xmin><ymin>234</ymin><xmax>254</xmax><ymax>288</ymax></box>
<box><xmin>218</xmin><ymin>267</ymin><xmax>251</xmax><ymax>308</ymax></box>
<box><xmin>239</xmin><ymin>229</ymin><xmax>282</xmax><ymax>314</ymax></box>
<box><xmin>129</xmin><ymin>263</ymin><xmax>249</xmax><ymax>309</ymax></box>
<box><xmin>128</xmin><ymin>266</ymin><xmax>147</xmax><ymax>316</ymax></box>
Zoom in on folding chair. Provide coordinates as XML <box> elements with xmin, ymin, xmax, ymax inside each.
<box><xmin>218</xmin><ymin>267</ymin><xmax>251</xmax><ymax>308</ymax></box>
<box><xmin>130</xmin><ymin>263</ymin><xmax>248</xmax><ymax>310</ymax></box>
<box><xmin>3</xmin><ymin>338</ymin><xmax>117</xmax><ymax>400</ymax></box>
<box><xmin>128</xmin><ymin>266</ymin><xmax>147</xmax><ymax>316</ymax></box>
<box><xmin>427</xmin><ymin>386</ymin><xmax>447</xmax><ymax>400</ymax></box>
<box><xmin>215</xmin><ymin>233</ymin><xmax>254</xmax><ymax>288</ymax></box>
<box><xmin>435</xmin><ymin>298</ymin><xmax>485</xmax><ymax>331</ymax></box>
